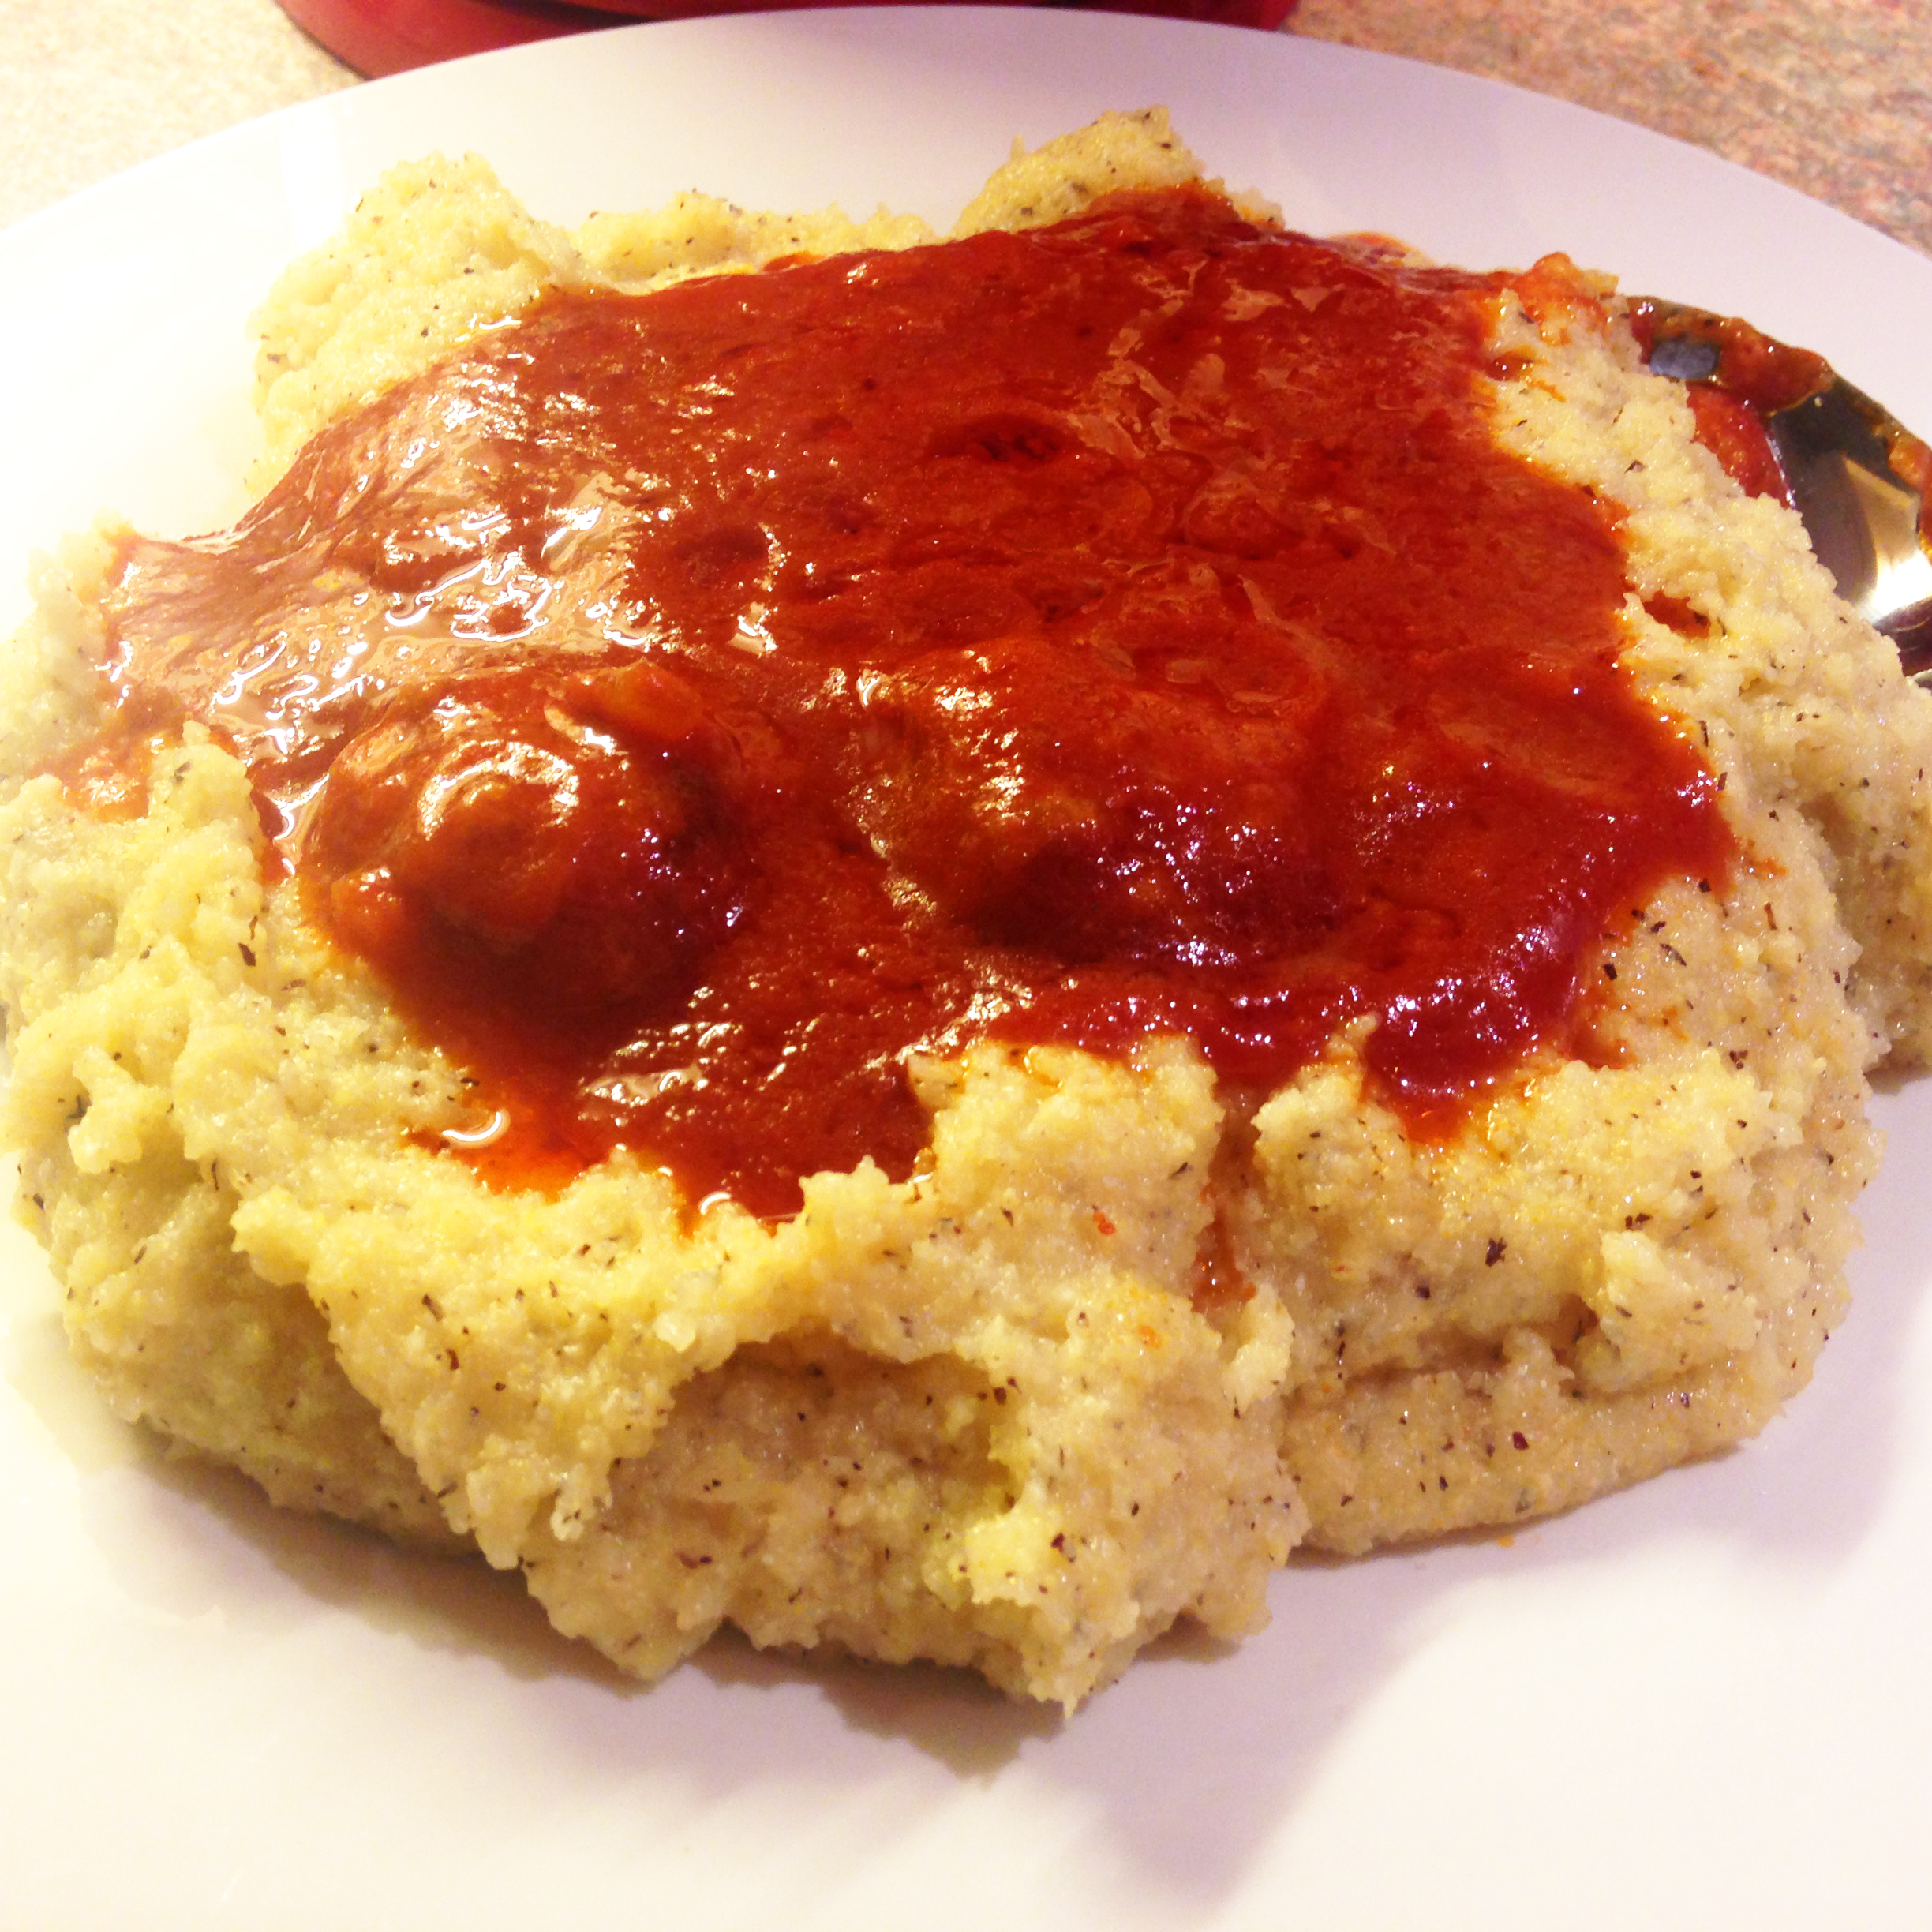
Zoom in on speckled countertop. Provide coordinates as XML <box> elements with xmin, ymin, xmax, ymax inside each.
<box><xmin>1290</xmin><ymin>0</ymin><xmax>1932</xmax><ymax>258</ymax></box>
<box><xmin>2</xmin><ymin>0</ymin><xmax>1929</xmax><ymax>252</ymax></box>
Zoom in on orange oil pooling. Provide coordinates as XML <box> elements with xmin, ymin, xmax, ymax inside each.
<box><xmin>82</xmin><ymin>185</ymin><xmax>1734</xmax><ymax>1215</ymax></box>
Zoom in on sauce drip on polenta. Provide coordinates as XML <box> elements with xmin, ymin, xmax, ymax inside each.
<box><xmin>83</xmin><ymin>185</ymin><xmax>1733</xmax><ymax>1215</ymax></box>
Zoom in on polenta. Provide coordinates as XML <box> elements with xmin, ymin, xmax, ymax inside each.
<box><xmin>2</xmin><ymin>112</ymin><xmax>1926</xmax><ymax>1707</ymax></box>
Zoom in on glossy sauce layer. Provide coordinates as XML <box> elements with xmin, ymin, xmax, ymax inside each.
<box><xmin>92</xmin><ymin>187</ymin><xmax>1733</xmax><ymax>1215</ymax></box>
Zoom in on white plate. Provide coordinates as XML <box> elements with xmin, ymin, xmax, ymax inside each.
<box><xmin>2</xmin><ymin>13</ymin><xmax>1930</xmax><ymax>1928</ymax></box>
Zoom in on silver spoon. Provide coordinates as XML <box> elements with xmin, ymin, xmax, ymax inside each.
<box><xmin>1635</xmin><ymin>298</ymin><xmax>1932</xmax><ymax>687</ymax></box>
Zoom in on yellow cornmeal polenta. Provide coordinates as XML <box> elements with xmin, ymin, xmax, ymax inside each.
<box><xmin>1</xmin><ymin>112</ymin><xmax>1927</xmax><ymax>1707</ymax></box>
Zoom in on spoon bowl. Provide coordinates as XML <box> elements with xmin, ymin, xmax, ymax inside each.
<box><xmin>1637</xmin><ymin>298</ymin><xmax>1932</xmax><ymax>686</ymax></box>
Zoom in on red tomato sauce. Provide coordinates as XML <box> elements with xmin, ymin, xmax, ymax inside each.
<box><xmin>87</xmin><ymin>186</ymin><xmax>1733</xmax><ymax>1215</ymax></box>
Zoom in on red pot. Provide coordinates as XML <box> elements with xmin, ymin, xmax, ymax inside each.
<box><xmin>279</xmin><ymin>0</ymin><xmax>1297</xmax><ymax>77</ymax></box>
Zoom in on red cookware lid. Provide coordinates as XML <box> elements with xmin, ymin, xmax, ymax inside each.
<box><xmin>279</xmin><ymin>0</ymin><xmax>610</xmax><ymax>74</ymax></box>
<box><xmin>280</xmin><ymin>0</ymin><xmax>1295</xmax><ymax>77</ymax></box>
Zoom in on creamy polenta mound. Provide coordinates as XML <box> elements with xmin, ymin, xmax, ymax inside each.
<box><xmin>2</xmin><ymin>112</ymin><xmax>1928</xmax><ymax>1708</ymax></box>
